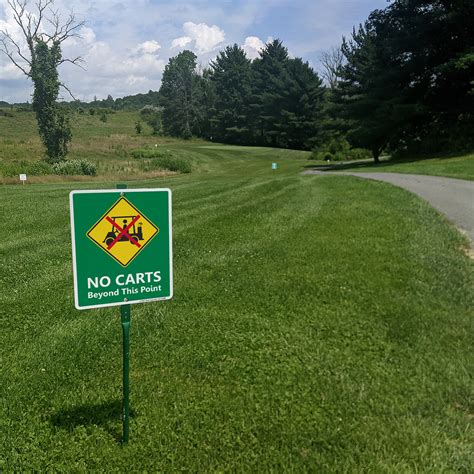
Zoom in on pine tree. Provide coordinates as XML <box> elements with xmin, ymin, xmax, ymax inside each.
<box><xmin>251</xmin><ymin>39</ymin><xmax>325</xmax><ymax>149</ymax></box>
<box><xmin>251</xmin><ymin>40</ymin><xmax>290</xmax><ymax>147</ymax></box>
<box><xmin>209</xmin><ymin>44</ymin><xmax>252</xmax><ymax>144</ymax></box>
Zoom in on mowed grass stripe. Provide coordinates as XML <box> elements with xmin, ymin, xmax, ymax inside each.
<box><xmin>1</xmin><ymin>154</ymin><xmax>472</xmax><ymax>470</ymax></box>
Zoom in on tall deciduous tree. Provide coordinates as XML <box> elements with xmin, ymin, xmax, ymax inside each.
<box><xmin>0</xmin><ymin>0</ymin><xmax>84</xmax><ymax>163</ymax></box>
<box><xmin>32</xmin><ymin>39</ymin><xmax>71</xmax><ymax>161</ymax></box>
<box><xmin>320</xmin><ymin>47</ymin><xmax>344</xmax><ymax>90</ymax></box>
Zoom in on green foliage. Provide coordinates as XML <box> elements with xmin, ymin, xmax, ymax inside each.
<box><xmin>156</xmin><ymin>40</ymin><xmax>326</xmax><ymax>150</ymax></box>
<box><xmin>0</xmin><ymin>159</ymin><xmax>52</xmax><ymax>177</ymax></box>
<box><xmin>30</xmin><ymin>39</ymin><xmax>72</xmax><ymax>164</ymax></box>
<box><xmin>311</xmin><ymin>138</ymin><xmax>371</xmax><ymax>161</ymax></box>
<box><xmin>135</xmin><ymin>120</ymin><xmax>142</xmax><ymax>134</ymax></box>
<box><xmin>139</xmin><ymin>105</ymin><xmax>163</xmax><ymax>135</ymax></box>
<box><xmin>131</xmin><ymin>147</ymin><xmax>191</xmax><ymax>173</ymax></box>
<box><xmin>99</xmin><ymin>112</ymin><xmax>108</xmax><ymax>123</ymax></box>
<box><xmin>209</xmin><ymin>44</ymin><xmax>253</xmax><ymax>144</ymax></box>
<box><xmin>0</xmin><ymin>109</ymin><xmax>14</xmax><ymax>117</ymax></box>
<box><xmin>251</xmin><ymin>40</ymin><xmax>325</xmax><ymax>150</ymax></box>
<box><xmin>334</xmin><ymin>0</ymin><xmax>474</xmax><ymax>160</ymax></box>
<box><xmin>146</xmin><ymin>156</ymin><xmax>191</xmax><ymax>173</ymax></box>
<box><xmin>52</xmin><ymin>159</ymin><xmax>97</xmax><ymax>176</ymax></box>
<box><xmin>159</xmin><ymin>50</ymin><xmax>202</xmax><ymax>138</ymax></box>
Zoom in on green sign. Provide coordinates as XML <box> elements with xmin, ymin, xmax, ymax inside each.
<box><xmin>70</xmin><ymin>189</ymin><xmax>173</xmax><ymax>309</ymax></box>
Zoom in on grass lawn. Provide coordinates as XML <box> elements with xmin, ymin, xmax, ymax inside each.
<box><xmin>309</xmin><ymin>153</ymin><xmax>474</xmax><ymax>181</ymax></box>
<box><xmin>1</xmin><ymin>112</ymin><xmax>473</xmax><ymax>470</ymax></box>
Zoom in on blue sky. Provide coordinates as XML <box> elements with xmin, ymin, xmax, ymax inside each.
<box><xmin>0</xmin><ymin>0</ymin><xmax>388</xmax><ymax>103</ymax></box>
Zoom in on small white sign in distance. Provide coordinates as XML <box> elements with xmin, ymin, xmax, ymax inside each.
<box><xmin>19</xmin><ymin>174</ymin><xmax>27</xmax><ymax>182</ymax></box>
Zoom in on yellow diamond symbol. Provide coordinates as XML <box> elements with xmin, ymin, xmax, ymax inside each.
<box><xmin>87</xmin><ymin>196</ymin><xmax>159</xmax><ymax>266</ymax></box>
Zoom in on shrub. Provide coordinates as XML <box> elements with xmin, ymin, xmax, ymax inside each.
<box><xmin>150</xmin><ymin>156</ymin><xmax>191</xmax><ymax>173</ymax></box>
<box><xmin>131</xmin><ymin>149</ymin><xmax>191</xmax><ymax>173</ymax></box>
<box><xmin>0</xmin><ymin>160</ymin><xmax>52</xmax><ymax>177</ymax></box>
<box><xmin>140</xmin><ymin>105</ymin><xmax>163</xmax><ymax>135</ymax></box>
<box><xmin>310</xmin><ymin>140</ymin><xmax>371</xmax><ymax>162</ymax></box>
<box><xmin>52</xmin><ymin>159</ymin><xmax>97</xmax><ymax>176</ymax></box>
<box><xmin>130</xmin><ymin>148</ymin><xmax>172</xmax><ymax>159</ymax></box>
<box><xmin>0</xmin><ymin>109</ymin><xmax>14</xmax><ymax>117</ymax></box>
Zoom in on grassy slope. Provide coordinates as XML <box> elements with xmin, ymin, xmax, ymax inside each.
<box><xmin>318</xmin><ymin>154</ymin><xmax>474</xmax><ymax>181</ymax></box>
<box><xmin>0</xmin><ymin>114</ymin><xmax>473</xmax><ymax>470</ymax></box>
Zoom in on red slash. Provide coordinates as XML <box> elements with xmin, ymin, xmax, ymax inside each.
<box><xmin>106</xmin><ymin>215</ymin><xmax>142</xmax><ymax>249</ymax></box>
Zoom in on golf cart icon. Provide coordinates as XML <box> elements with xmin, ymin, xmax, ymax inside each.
<box><xmin>103</xmin><ymin>215</ymin><xmax>143</xmax><ymax>246</ymax></box>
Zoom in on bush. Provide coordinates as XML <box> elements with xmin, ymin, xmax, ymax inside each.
<box><xmin>52</xmin><ymin>159</ymin><xmax>97</xmax><ymax>176</ymax></box>
<box><xmin>0</xmin><ymin>109</ymin><xmax>14</xmax><ymax>117</ymax></box>
<box><xmin>310</xmin><ymin>139</ymin><xmax>371</xmax><ymax>162</ymax></box>
<box><xmin>150</xmin><ymin>156</ymin><xmax>191</xmax><ymax>173</ymax></box>
<box><xmin>0</xmin><ymin>160</ymin><xmax>52</xmax><ymax>177</ymax></box>
<box><xmin>131</xmin><ymin>148</ymin><xmax>191</xmax><ymax>173</ymax></box>
<box><xmin>140</xmin><ymin>105</ymin><xmax>163</xmax><ymax>135</ymax></box>
<box><xmin>131</xmin><ymin>148</ymin><xmax>171</xmax><ymax>159</ymax></box>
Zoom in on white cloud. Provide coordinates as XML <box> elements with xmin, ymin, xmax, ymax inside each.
<box><xmin>242</xmin><ymin>36</ymin><xmax>265</xmax><ymax>60</ymax></box>
<box><xmin>0</xmin><ymin>62</ymin><xmax>24</xmax><ymax>80</ymax></box>
<box><xmin>81</xmin><ymin>27</ymin><xmax>96</xmax><ymax>45</ymax></box>
<box><xmin>181</xmin><ymin>21</ymin><xmax>225</xmax><ymax>54</ymax></box>
<box><xmin>134</xmin><ymin>40</ymin><xmax>161</xmax><ymax>55</ymax></box>
<box><xmin>171</xmin><ymin>36</ymin><xmax>192</xmax><ymax>50</ymax></box>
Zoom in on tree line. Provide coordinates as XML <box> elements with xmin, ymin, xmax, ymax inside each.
<box><xmin>157</xmin><ymin>41</ymin><xmax>324</xmax><ymax>151</ymax></box>
<box><xmin>1</xmin><ymin>0</ymin><xmax>472</xmax><ymax>164</ymax></box>
<box><xmin>156</xmin><ymin>0</ymin><xmax>474</xmax><ymax>161</ymax></box>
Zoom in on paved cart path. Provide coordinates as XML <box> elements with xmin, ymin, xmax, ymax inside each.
<box><xmin>303</xmin><ymin>170</ymin><xmax>474</xmax><ymax>251</ymax></box>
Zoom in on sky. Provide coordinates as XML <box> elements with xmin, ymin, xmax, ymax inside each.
<box><xmin>0</xmin><ymin>0</ymin><xmax>388</xmax><ymax>103</ymax></box>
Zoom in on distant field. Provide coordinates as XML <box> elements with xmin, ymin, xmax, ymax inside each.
<box><xmin>0</xmin><ymin>110</ymin><xmax>472</xmax><ymax>470</ymax></box>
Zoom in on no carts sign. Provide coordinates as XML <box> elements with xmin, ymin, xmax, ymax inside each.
<box><xmin>70</xmin><ymin>189</ymin><xmax>173</xmax><ymax>309</ymax></box>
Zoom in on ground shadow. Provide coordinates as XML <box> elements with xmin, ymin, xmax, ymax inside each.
<box><xmin>303</xmin><ymin>153</ymin><xmax>463</xmax><ymax>172</ymax></box>
<box><xmin>50</xmin><ymin>400</ymin><xmax>135</xmax><ymax>442</ymax></box>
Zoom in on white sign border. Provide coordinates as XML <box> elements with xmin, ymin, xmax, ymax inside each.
<box><xmin>69</xmin><ymin>188</ymin><xmax>173</xmax><ymax>310</ymax></box>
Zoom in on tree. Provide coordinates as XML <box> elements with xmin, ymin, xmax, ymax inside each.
<box><xmin>335</xmin><ymin>18</ymin><xmax>419</xmax><ymax>163</ymax></box>
<box><xmin>251</xmin><ymin>39</ymin><xmax>325</xmax><ymax>149</ymax></box>
<box><xmin>0</xmin><ymin>0</ymin><xmax>84</xmax><ymax>163</ymax></box>
<box><xmin>209</xmin><ymin>44</ymin><xmax>252</xmax><ymax>144</ymax></box>
<box><xmin>320</xmin><ymin>47</ymin><xmax>344</xmax><ymax>89</ymax></box>
<box><xmin>334</xmin><ymin>1</ymin><xmax>474</xmax><ymax>160</ymax></box>
<box><xmin>31</xmin><ymin>39</ymin><xmax>71</xmax><ymax>161</ymax></box>
<box><xmin>159</xmin><ymin>50</ymin><xmax>201</xmax><ymax>138</ymax></box>
<box><xmin>250</xmin><ymin>39</ymin><xmax>290</xmax><ymax>147</ymax></box>
<box><xmin>279</xmin><ymin>57</ymin><xmax>325</xmax><ymax>150</ymax></box>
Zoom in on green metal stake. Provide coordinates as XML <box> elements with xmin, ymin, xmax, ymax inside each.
<box><xmin>121</xmin><ymin>303</ymin><xmax>131</xmax><ymax>444</ymax></box>
<box><xmin>117</xmin><ymin>183</ymin><xmax>131</xmax><ymax>444</ymax></box>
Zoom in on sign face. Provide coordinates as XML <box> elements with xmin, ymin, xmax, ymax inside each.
<box><xmin>272</xmin><ymin>163</ymin><xmax>278</xmax><ymax>170</ymax></box>
<box><xmin>19</xmin><ymin>173</ymin><xmax>27</xmax><ymax>181</ymax></box>
<box><xmin>70</xmin><ymin>189</ymin><xmax>172</xmax><ymax>310</ymax></box>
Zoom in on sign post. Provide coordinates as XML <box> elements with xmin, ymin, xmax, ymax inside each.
<box><xmin>116</xmin><ymin>183</ymin><xmax>131</xmax><ymax>444</ymax></box>
<box><xmin>70</xmin><ymin>185</ymin><xmax>172</xmax><ymax>444</ymax></box>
